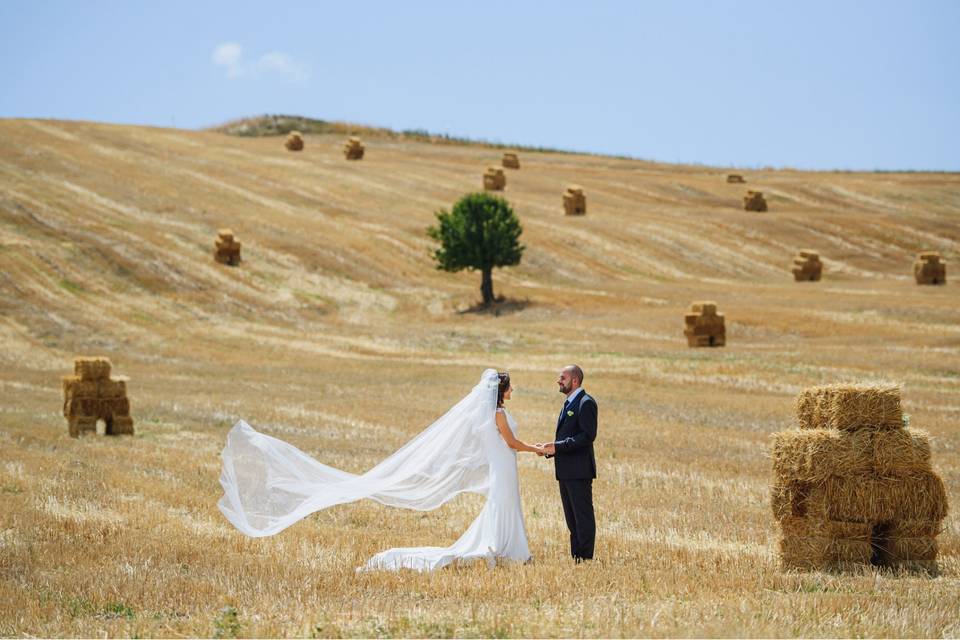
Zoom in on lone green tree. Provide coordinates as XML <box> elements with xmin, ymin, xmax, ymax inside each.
<box><xmin>427</xmin><ymin>192</ymin><xmax>525</xmax><ymax>306</ymax></box>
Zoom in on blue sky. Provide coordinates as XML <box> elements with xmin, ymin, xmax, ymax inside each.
<box><xmin>1</xmin><ymin>0</ymin><xmax>958</xmax><ymax>170</ymax></box>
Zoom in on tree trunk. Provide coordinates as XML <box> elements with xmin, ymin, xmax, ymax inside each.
<box><xmin>480</xmin><ymin>268</ymin><xmax>494</xmax><ymax>306</ymax></box>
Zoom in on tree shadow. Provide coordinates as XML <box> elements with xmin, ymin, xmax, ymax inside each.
<box><xmin>457</xmin><ymin>296</ymin><xmax>532</xmax><ymax>317</ymax></box>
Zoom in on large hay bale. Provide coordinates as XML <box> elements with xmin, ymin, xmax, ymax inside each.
<box><xmin>683</xmin><ymin>300</ymin><xmax>725</xmax><ymax>347</ymax></box>
<box><xmin>771</xmin><ymin>428</ymin><xmax>932</xmax><ymax>482</ymax></box>
<box><xmin>794</xmin><ymin>383</ymin><xmax>903</xmax><ymax>431</ymax></box>
<box><xmin>771</xmin><ymin>383</ymin><xmax>948</xmax><ymax>571</ymax></box>
<box><xmin>343</xmin><ymin>137</ymin><xmax>365</xmax><ymax>160</ymax></box>
<box><xmin>743</xmin><ymin>190</ymin><xmax>767</xmax><ymax>212</ymax></box>
<box><xmin>726</xmin><ymin>174</ymin><xmax>746</xmax><ymax>184</ymax></box>
<box><xmin>502</xmin><ymin>152</ymin><xmax>520</xmax><ymax>169</ymax></box>
<box><xmin>773</xmin><ymin>473</ymin><xmax>948</xmax><ymax>523</ymax></box>
<box><xmin>792</xmin><ymin>249</ymin><xmax>823</xmax><ymax>281</ymax></box>
<box><xmin>483</xmin><ymin>166</ymin><xmax>506</xmax><ymax>191</ymax></box>
<box><xmin>913</xmin><ymin>251</ymin><xmax>946</xmax><ymax>285</ymax></box>
<box><xmin>63</xmin><ymin>357</ymin><xmax>134</xmax><ymax>437</ymax></box>
<box><xmin>285</xmin><ymin>131</ymin><xmax>304</xmax><ymax>151</ymax></box>
<box><xmin>563</xmin><ymin>185</ymin><xmax>586</xmax><ymax>215</ymax></box>
<box><xmin>214</xmin><ymin>228</ymin><xmax>242</xmax><ymax>266</ymax></box>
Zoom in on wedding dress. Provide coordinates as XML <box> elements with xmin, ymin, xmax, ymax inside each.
<box><xmin>218</xmin><ymin>369</ymin><xmax>531</xmax><ymax>571</ymax></box>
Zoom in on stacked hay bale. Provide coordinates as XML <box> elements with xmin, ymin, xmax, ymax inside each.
<box><xmin>214</xmin><ymin>229</ymin><xmax>242</xmax><ymax>266</ymax></box>
<box><xmin>743</xmin><ymin>190</ymin><xmax>768</xmax><ymax>212</ymax></box>
<box><xmin>563</xmin><ymin>185</ymin><xmax>586</xmax><ymax>216</ymax></box>
<box><xmin>771</xmin><ymin>384</ymin><xmax>948</xmax><ymax>571</ymax></box>
<box><xmin>502</xmin><ymin>152</ymin><xmax>520</xmax><ymax>169</ymax></box>
<box><xmin>792</xmin><ymin>250</ymin><xmax>823</xmax><ymax>282</ymax></box>
<box><xmin>63</xmin><ymin>357</ymin><xmax>134</xmax><ymax>437</ymax></box>
<box><xmin>284</xmin><ymin>131</ymin><xmax>304</xmax><ymax>151</ymax></box>
<box><xmin>343</xmin><ymin>137</ymin><xmax>365</xmax><ymax>160</ymax></box>
<box><xmin>483</xmin><ymin>166</ymin><xmax>506</xmax><ymax>191</ymax></box>
<box><xmin>914</xmin><ymin>252</ymin><xmax>946</xmax><ymax>285</ymax></box>
<box><xmin>683</xmin><ymin>301</ymin><xmax>725</xmax><ymax>347</ymax></box>
<box><xmin>727</xmin><ymin>174</ymin><xmax>746</xmax><ymax>184</ymax></box>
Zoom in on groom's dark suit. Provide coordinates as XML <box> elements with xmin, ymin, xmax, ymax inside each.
<box><xmin>552</xmin><ymin>389</ymin><xmax>598</xmax><ymax>561</ymax></box>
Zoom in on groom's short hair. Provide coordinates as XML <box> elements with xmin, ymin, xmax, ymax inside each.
<box><xmin>566</xmin><ymin>364</ymin><xmax>584</xmax><ymax>385</ymax></box>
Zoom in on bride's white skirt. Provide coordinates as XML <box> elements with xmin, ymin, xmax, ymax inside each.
<box><xmin>362</xmin><ymin>478</ymin><xmax>532</xmax><ymax>572</ymax></box>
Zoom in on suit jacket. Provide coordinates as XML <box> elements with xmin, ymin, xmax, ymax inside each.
<box><xmin>553</xmin><ymin>390</ymin><xmax>598</xmax><ymax>480</ymax></box>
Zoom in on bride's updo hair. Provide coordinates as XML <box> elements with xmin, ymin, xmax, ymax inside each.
<box><xmin>497</xmin><ymin>372</ymin><xmax>510</xmax><ymax>407</ymax></box>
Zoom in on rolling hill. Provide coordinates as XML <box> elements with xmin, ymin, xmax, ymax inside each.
<box><xmin>0</xmin><ymin>118</ymin><xmax>957</xmax><ymax>637</ymax></box>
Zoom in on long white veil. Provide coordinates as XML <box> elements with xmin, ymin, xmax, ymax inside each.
<box><xmin>218</xmin><ymin>368</ymin><xmax>500</xmax><ymax>537</ymax></box>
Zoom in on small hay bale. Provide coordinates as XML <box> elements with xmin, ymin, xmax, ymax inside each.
<box><xmin>214</xmin><ymin>228</ymin><xmax>242</xmax><ymax>266</ymax></box>
<box><xmin>778</xmin><ymin>532</ymin><xmax>873</xmax><ymax>570</ymax></box>
<box><xmin>483</xmin><ymin>166</ymin><xmax>506</xmax><ymax>191</ymax></box>
<box><xmin>502</xmin><ymin>152</ymin><xmax>520</xmax><ymax>169</ymax></box>
<box><xmin>63</xmin><ymin>357</ymin><xmax>134</xmax><ymax>437</ymax></box>
<box><xmin>726</xmin><ymin>174</ymin><xmax>745</xmax><ymax>184</ymax></box>
<box><xmin>913</xmin><ymin>251</ymin><xmax>946</xmax><ymax>285</ymax></box>
<box><xmin>683</xmin><ymin>300</ymin><xmax>725</xmax><ymax>347</ymax></box>
<box><xmin>743</xmin><ymin>190</ymin><xmax>767</xmax><ymax>212</ymax></box>
<box><xmin>343</xmin><ymin>137</ymin><xmax>365</xmax><ymax>160</ymax></box>
<box><xmin>285</xmin><ymin>131</ymin><xmax>304</xmax><ymax>151</ymax></box>
<box><xmin>792</xmin><ymin>249</ymin><xmax>823</xmax><ymax>282</ymax></box>
<box><xmin>563</xmin><ymin>185</ymin><xmax>586</xmax><ymax>215</ymax></box>
<box><xmin>794</xmin><ymin>383</ymin><xmax>903</xmax><ymax>431</ymax></box>
<box><xmin>887</xmin><ymin>519</ymin><xmax>943</xmax><ymax>538</ymax></box>
<box><xmin>74</xmin><ymin>356</ymin><xmax>111</xmax><ymax>381</ymax></box>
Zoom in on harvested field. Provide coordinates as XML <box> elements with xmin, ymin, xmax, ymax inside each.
<box><xmin>0</xmin><ymin>119</ymin><xmax>958</xmax><ymax>637</ymax></box>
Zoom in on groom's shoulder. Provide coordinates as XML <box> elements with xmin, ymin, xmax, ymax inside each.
<box><xmin>580</xmin><ymin>391</ymin><xmax>597</xmax><ymax>408</ymax></box>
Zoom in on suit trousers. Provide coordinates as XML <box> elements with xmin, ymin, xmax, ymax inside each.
<box><xmin>559</xmin><ymin>479</ymin><xmax>595</xmax><ymax>560</ymax></box>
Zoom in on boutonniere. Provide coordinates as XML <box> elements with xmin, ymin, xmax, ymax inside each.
<box><xmin>566</xmin><ymin>410</ymin><xmax>574</xmax><ymax>417</ymax></box>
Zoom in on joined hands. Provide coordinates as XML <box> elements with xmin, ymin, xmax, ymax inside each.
<box><xmin>533</xmin><ymin>442</ymin><xmax>556</xmax><ymax>456</ymax></box>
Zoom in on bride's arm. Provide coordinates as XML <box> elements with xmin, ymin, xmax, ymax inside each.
<box><xmin>495</xmin><ymin>410</ymin><xmax>541</xmax><ymax>453</ymax></box>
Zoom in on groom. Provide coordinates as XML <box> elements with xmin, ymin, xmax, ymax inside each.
<box><xmin>540</xmin><ymin>364</ymin><xmax>598</xmax><ymax>562</ymax></box>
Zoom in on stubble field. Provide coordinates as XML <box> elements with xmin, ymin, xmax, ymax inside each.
<box><xmin>0</xmin><ymin>119</ymin><xmax>958</xmax><ymax>637</ymax></box>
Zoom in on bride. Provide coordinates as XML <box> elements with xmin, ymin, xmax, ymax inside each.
<box><xmin>218</xmin><ymin>369</ymin><xmax>544</xmax><ymax>571</ymax></box>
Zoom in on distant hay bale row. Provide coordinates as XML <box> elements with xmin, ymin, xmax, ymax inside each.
<box><xmin>914</xmin><ymin>251</ymin><xmax>946</xmax><ymax>285</ymax></box>
<box><xmin>684</xmin><ymin>301</ymin><xmax>725</xmax><ymax>347</ymax></box>
<box><xmin>727</xmin><ymin>174</ymin><xmax>746</xmax><ymax>183</ymax></box>
<box><xmin>771</xmin><ymin>384</ymin><xmax>948</xmax><ymax>571</ymax></box>
<box><xmin>343</xmin><ymin>137</ymin><xmax>365</xmax><ymax>160</ymax></box>
<box><xmin>502</xmin><ymin>152</ymin><xmax>520</xmax><ymax>169</ymax></box>
<box><xmin>63</xmin><ymin>357</ymin><xmax>134</xmax><ymax>437</ymax></box>
<box><xmin>792</xmin><ymin>250</ymin><xmax>822</xmax><ymax>282</ymax></box>
<box><xmin>563</xmin><ymin>185</ymin><xmax>586</xmax><ymax>216</ymax></box>
<box><xmin>285</xmin><ymin>131</ymin><xmax>304</xmax><ymax>151</ymax></box>
<box><xmin>214</xmin><ymin>228</ymin><xmax>242</xmax><ymax>266</ymax></box>
<box><xmin>743</xmin><ymin>190</ymin><xmax>767</xmax><ymax>212</ymax></box>
<box><xmin>483</xmin><ymin>166</ymin><xmax>506</xmax><ymax>191</ymax></box>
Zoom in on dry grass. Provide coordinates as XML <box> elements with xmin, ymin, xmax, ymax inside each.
<box><xmin>0</xmin><ymin>119</ymin><xmax>958</xmax><ymax>637</ymax></box>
